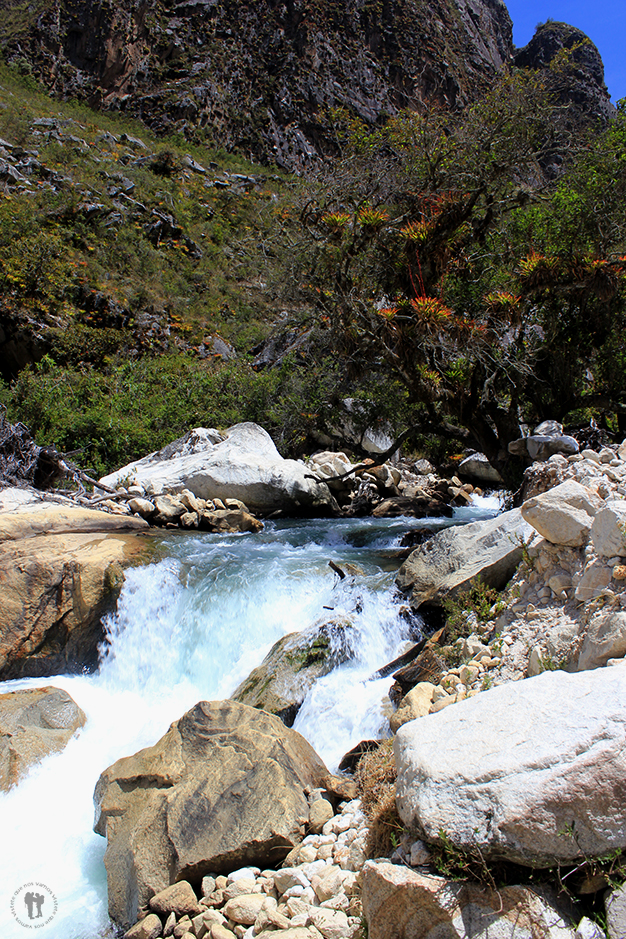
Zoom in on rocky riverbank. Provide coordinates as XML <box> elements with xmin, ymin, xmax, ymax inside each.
<box><xmin>107</xmin><ymin>436</ymin><xmax>626</xmax><ymax>939</ymax></box>
<box><xmin>4</xmin><ymin>424</ymin><xmax>626</xmax><ymax>938</ymax></box>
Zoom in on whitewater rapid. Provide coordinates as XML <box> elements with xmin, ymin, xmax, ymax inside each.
<box><xmin>0</xmin><ymin>499</ymin><xmax>501</xmax><ymax>937</ymax></box>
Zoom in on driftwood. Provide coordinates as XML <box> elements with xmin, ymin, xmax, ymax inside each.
<box><xmin>0</xmin><ymin>408</ymin><xmax>116</xmax><ymax>498</ymax></box>
<box><xmin>305</xmin><ymin>420</ymin><xmax>471</xmax><ymax>484</ymax></box>
<box><xmin>0</xmin><ymin>409</ymin><xmax>60</xmax><ymax>488</ymax></box>
<box><xmin>369</xmin><ymin>626</ymin><xmax>447</xmax><ymax>681</ymax></box>
<box><xmin>329</xmin><ymin>560</ymin><xmax>346</xmax><ymax>580</ymax></box>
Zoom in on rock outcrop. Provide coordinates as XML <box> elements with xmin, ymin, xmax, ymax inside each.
<box><xmin>0</xmin><ymin>686</ymin><xmax>85</xmax><ymax>791</ymax></box>
<box><xmin>100</xmin><ymin>424</ymin><xmax>335</xmax><ymax>516</ymax></box>
<box><xmin>93</xmin><ymin>699</ymin><xmax>332</xmax><ymax>927</ymax></box>
<box><xmin>514</xmin><ymin>21</ymin><xmax>614</xmax><ymax>128</ymax></box>
<box><xmin>394</xmin><ymin>663</ymin><xmax>626</xmax><ymax>866</ymax></box>
<box><xmin>396</xmin><ymin>507</ymin><xmax>534</xmax><ymax>610</ymax></box>
<box><xmin>0</xmin><ymin>503</ymin><xmax>149</xmax><ymax>680</ymax></box>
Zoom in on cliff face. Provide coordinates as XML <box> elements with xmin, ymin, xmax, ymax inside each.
<box><xmin>0</xmin><ymin>0</ymin><xmax>514</xmax><ymax>167</ymax></box>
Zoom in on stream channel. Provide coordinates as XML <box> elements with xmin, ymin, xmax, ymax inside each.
<box><xmin>0</xmin><ymin>497</ymin><xmax>501</xmax><ymax>938</ymax></box>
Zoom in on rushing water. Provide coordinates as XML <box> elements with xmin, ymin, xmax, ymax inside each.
<box><xmin>0</xmin><ymin>498</ymin><xmax>501</xmax><ymax>938</ymax></box>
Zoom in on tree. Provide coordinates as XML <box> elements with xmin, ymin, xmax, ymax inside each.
<box><xmin>289</xmin><ymin>69</ymin><xmax>626</xmax><ymax>484</ymax></box>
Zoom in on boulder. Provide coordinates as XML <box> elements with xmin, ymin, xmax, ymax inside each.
<box><xmin>577</xmin><ymin>611</ymin><xmax>626</xmax><ymax>670</ymax></box>
<box><xmin>395</xmin><ymin>664</ymin><xmax>626</xmax><ymax>866</ymax></box>
<box><xmin>0</xmin><ymin>505</ymin><xmax>149</xmax><ymax>680</ymax></box>
<box><xmin>231</xmin><ymin>618</ymin><xmax>355</xmax><ymax>725</ymax></box>
<box><xmin>361</xmin><ymin>861</ymin><xmax>576</xmax><ymax>939</ymax></box>
<box><xmin>590</xmin><ymin>501</ymin><xmax>626</xmax><ymax>557</ymax></box>
<box><xmin>389</xmin><ymin>683</ymin><xmax>436</xmax><ymax>734</ymax></box>
<box><xmin>457</xmin><ymin>452</ymin><xmax>503</xmax><ymax>484</ymax></box>
<box><xmin>396</xmin><ymin>508</ymin><xmax>533</xmax><ymax>609</ymax></box>
<box><xmin>371</xmin><ymin>495</ymin><xmax>453</xmax><ymax>519</ymax></box>
<box><xmin>93</xmin><ymin>699</ymin><xmax>330</xmax><ymax>927</ymax></box>
<box><xmin>521</xmin><ymin>479</ymin><xmax>602</xmax><ymax>546</ymax></box>
<box><xmin>509</xmin><ymin>420</ymin><xmax>580</xmax><ymax>462</ymax></box>
<box><xmin>100</xmin><ymin>424</ymin><xmax>335</xmax><ymax>515</ymax></box>
<box><xmin>0</xmin><ymin>686</ymin><xmax>85</xmax><ymax>791</ymax></box>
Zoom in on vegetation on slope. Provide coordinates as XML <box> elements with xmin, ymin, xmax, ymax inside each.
<box><xmin>0</xmin><ymin>65</ymin><xmax>331</xmax><ymax>474</ymax></box>
<box><xmin>0</xmin><ymin>55</ymin><xmax>625</xmax><ymax>482</ymax></box>
<box><xmin>286</xmin><ymin>66</ymin><xmax>626</xmax><ymax>484</ymax></box>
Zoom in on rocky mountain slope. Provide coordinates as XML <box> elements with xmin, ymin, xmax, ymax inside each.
<box><xmin>0</xmin><ymin>0</ymin><xmax>599</xmax><ymax>172</ymax></box>
<box><xmin>0</xmin><ymin>2</ymin><xmax>614</xmax><ymax>170</ymax></box>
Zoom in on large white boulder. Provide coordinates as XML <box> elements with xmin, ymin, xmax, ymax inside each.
<box><xmin>395</xmin><ymin>663</ymin><xmax>626</xmax><ymax>866</ymax></box>
<box><xmin>99</xmin><ymin>424</ymin><xmax>335</xmax><ymax>515</ymax></box>
<box><xmin>521</xmin><ymin>479</ymin><xmax>602</xmax><ymax>547</ymax></box>
<box><xmin>396</xmin><ymin>508</ymin><xmax>534</xmax><ymax>609</ymax></box>
<box><xmin>361</xmin><ymin>861</ymin><xmax>577</xmax><ymax>939</ymax></box>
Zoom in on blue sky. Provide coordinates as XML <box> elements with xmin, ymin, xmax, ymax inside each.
<box><xmin>505</xmin><ymin>1</ymin><xmax>626</xmax><ymax>102</ymax></box>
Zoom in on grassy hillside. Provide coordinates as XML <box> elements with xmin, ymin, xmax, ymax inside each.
<box><xmin>0</xmin><ymin>63</ymin><xmax>289</xmax><ymax>358</ymax></box>
<box><xmin>0</xmin><ymin>65</ymin><xmax>337</xmax><ymax>475</ymax></box>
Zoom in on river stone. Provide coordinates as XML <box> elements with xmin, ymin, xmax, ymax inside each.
<box><xmin>606</xmin><ymin>882</ymin><xmax>626</xmax><ymax>939</ymax></box>
<box><xmin>372</xmin><ymin>494</ymin><xmax>453</xmax><ymax>519</ymax></box>
<box><xmin>124</xmin><ymin>913</ymin><xmax>163</xmax><ymax>939</ymax></box>
<box><xmin>199</xmin><ymin>508</ymin><xmax>263</xmax><ymax>534</ymax></box>
<box><xmin>223</xmin><ymin>894</ymin><xmax>265</xmax><ymax>924</ymax></box>
<box><xmin>309</xmin><ymin>798</ymin><xmax>334</xmax><ymax>833</ymax></box>
<box><xmin>395</xmin><ymin>664</ymin><xmax>626</xmax><ymax>866</ymax></box>
<box><xmin>389</xmin><ymin>682</ymin><xmax>436</xmax><ymax>733</ymax></box>
<box><xmin>308</xmin><ymin>907</ymin><xmax>350</xmax><ymax>938</ymax></box>
<box><xmin>231</xmin><ymin>618</ymin><xmax>354</xmax><ymax>725</ymax></box>
<box><xmin>0</xmin><ymin>686</ymin><xmax>85</xmax><ymax>791</ymax></box>
<box><xmin>153</xmin><ymin>493</ymin><xmax>187</xmax><ymax>523</ymax></box>
<box><xmin>396</xmin><ymin>508</ymin><xmax>533</xmax><ymax>609</ymax></box>
<box><xmin>0</xmin><ymin>505</ymin><xmax>148</xmax><ymax>680</ymax></box>
<box><xmin>149</xmin><ymin>881</ymin><xmax>200</xmax><ymax>917</ymax></box>
<box><xmin>361</xmin><ymin>861</ymin><xmax>576</xmax><ymax>939</ymax></box>
<box><xmin>521</xmin><ymin>479</ymin><xmax>601</xmax><ymax>547</ymax></box>
<box><xmin>100</xmin><ymin>423</ymin><xmax>335</xmax><ymax>515</ymax></box>
<box><xmin>93</xmin><ymin>699</ymin><xmax>330</xmax><ymax>927</ymax></box>
<box><xmin>389</xmin><ymin>628</ymin><xmax>447</xmax><ymax>704</ymax></box>
<box><xmin>255</xmin><ymin>930</ymin><xmax>314</xmax><ymax>939</ymax></box>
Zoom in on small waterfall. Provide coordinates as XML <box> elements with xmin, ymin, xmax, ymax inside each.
<box><xmin>0</xmin><ymin>499</ymin><xmax>500</xmax><ymax>937</ymax></box>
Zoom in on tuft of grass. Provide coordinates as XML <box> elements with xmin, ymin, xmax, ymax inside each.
<box><xmin>355</xmin><ymin>740</ymin><xmax>404</xmax><ymax>858</ymax></box>
<box><xmin>441</xmin><ymin>577</ymin><xmax>504</xmax><ymax>667</ymax></box>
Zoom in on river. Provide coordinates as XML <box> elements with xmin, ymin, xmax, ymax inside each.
<box><xmin>0</xmin><ymin>499</ymin><xmax>500</xmax><ymax>938</ymax></box>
